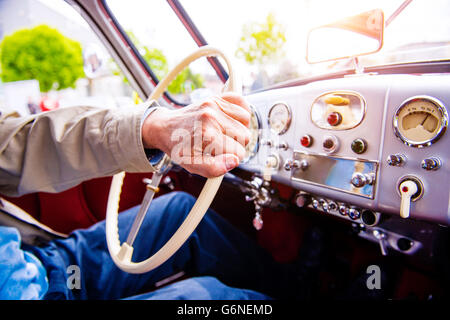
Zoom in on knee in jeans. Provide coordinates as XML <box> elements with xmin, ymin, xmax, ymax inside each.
<box><xmin>168</xmin><ymin>191</ymin><xmax>196</xmax><ymax>203</ymax></box>
<box><xmin>160</xmin><ymin>191</ymin><xmax>197</xmax><ymax>220</ymax></box>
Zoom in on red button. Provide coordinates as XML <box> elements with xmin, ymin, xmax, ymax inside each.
<box><xmin>300</xmin><ymin>135</ymin><xmax>312</xmax><ymax>147</ymax></box>
<box><xmin>327</xmin><ymin>112</ymin><xmax>342</xmax><ymax>126</ymax></box>
<box><xmin>402</xmin><ymin>186</ymin><xmax>409</xmax><ymax>193</ymax></box>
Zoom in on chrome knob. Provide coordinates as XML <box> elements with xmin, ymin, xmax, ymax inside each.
<box><xmin>283</xmin><ymin>159</ymin><xmax>299</xmax><ymax>171</ymax></box>
<box><xmin>338</xmin><ymin>205</ymin><xmax>348</xmax><ymax>216</ymax></box>
<box><xmin>387</xmin><ymin>154</ymin><xmax>406</xmax><ymax>166</ymax></box>
<box><xmin>348</xmin><ymin>208</ymin><xmax>361</xmax><ymax>220</ymax></box>
<box><xmin>277</xmin><ymin>142</ymin><xmax>289</xmax><ymax>150</ymax></box>
<box><xmin>318</xmin><ymin>199</ymin><xmax>326</xmax><ymax>209</ymax></box>
<box><xmin>328</xmin><ymin>201</ymin><xmax>338</xmax><ymax>213</ymax></box>
<box><xmin>299</xmin><ymin>160</ymin><xmax>309</xmax><ymax>171</ymax></box>
<box><xmin>311</xmin><ymin>199</ymin><xmax>319</xmax><ymax>209</ymax></box>
<box><xmin>421</xmin><ymin>157</ymin><xmax>441</xmax><ymax>171</ymax></box>
<box><xmin>351</xmin><ymin>173</ymin><xmax>366</xmax><ymax>188</ymax></box>
<box><xmin>261</xmin><ymin>139</ymin><xmax>273</xmax><ymax>147</ymax></box>
<box><xmin>284</xmin><ymin>159</ymin><xmax>293</xmax><ymax>171</ymax></box>
<box><xmin>350</xmin><ymin>172</ymin><xmax>374</xmax><ymax>188</ymax></box>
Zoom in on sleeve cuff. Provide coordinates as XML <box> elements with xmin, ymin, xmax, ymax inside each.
<box><xmin>141</xmin><ymin>100</ymin><xmax>165</xmax><ymax>167</ymax></box>
<box><xmin>111</xmin><ymin>100</ymin><xmax>162</xmax><ymax>173</ymax></box>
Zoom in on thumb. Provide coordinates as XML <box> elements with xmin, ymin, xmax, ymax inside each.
<box><xmin>197</xmin><ymin>153</ymin><xmax>240</xmax><ymax>177</ymax></box>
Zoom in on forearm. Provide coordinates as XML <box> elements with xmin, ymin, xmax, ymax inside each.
<box><xmin>0</xmin><ymin>104</ymin><xmax>155</xmax><ymax>197</ymax></box>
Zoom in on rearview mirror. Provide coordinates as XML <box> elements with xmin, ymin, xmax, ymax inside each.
<box><xmin>306</xmin><ymin>9</ymin><xmax>384</xmax><ymax>64</ymax></box>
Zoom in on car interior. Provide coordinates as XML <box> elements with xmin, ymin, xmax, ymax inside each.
<box><xmin>1</xmin><ymin>0</ymin><xmax>449</xmax><ymax>300</ymax></box>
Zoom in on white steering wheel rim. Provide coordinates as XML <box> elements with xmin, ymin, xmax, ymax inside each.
<box><xmin>106</xmin><ymin>46</ymin><xmax>240</xmax><ymax>273</ymax></box>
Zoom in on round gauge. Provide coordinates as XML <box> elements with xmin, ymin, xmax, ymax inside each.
<box><xmin>268</xmin><ymin>102</ymin><xmax>292</xmax><ymax>135</ymax></box>
<box><xmin>242</xmin><ymin>105</ymin><xmax>261</xmax><ymax>163</ymax></box>
<box><xmin>394</xmin><ymin>96</ymin><xmax>448</xmax><ymax>148</ymax></box>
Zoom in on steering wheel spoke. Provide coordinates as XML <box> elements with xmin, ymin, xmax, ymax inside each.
<box><xmin>125</xmin><ymin>172</ymin><xmax>164</xmax><ymax>247</ymax></box>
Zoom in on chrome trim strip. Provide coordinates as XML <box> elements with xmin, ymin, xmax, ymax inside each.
<box><xmin>290</xmin><ymin>150</ymin><xmax>379</xmax><ymax>199</ymax></box>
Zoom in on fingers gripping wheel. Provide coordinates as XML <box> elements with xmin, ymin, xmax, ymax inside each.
<box><xmin>106</xmin><ymin>46</ymin><xmax>241</xmax><ymax>273</ymax></box>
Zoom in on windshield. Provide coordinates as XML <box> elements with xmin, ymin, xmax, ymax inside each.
<box><xmin>106</xmin><ymin>0</ymin><xmax>450</xmax><ymax>93</ymax></box>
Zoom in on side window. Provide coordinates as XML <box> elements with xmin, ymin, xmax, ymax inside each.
<box><xmin>0</xmin><ymin>0</ymin><xmax>134</xmax><ymax>116</ymax></box>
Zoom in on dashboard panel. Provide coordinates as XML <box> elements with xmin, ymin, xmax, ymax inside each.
<box><xmin>240</xmin><ymin>74</ymin><xmax>450</xmax><ymax>227</ymax></box>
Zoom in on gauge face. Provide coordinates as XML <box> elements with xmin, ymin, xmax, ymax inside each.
<box><xmin>394</xmin><ymin>96</ymin><xmax>448</xmax><ymax>147</ymax></box>
<box><xmin>243</xmin><ymin>105</ymin><xmax>261</xmax><ymax>163</ymax></box>
<box><xmin>268</xmin><ymin>102</ymin><xmax>292</xmax><ymax>135</ymax></box>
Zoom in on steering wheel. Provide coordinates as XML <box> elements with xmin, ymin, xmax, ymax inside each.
<box><xmin>105</xmin><ymin>46</ymin><xmax>240</xmax><ymax>274</ymax></box>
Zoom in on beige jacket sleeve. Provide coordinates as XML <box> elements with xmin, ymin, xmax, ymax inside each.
<box><xmin>0</xmin><ymin>103</ymin><xmax>157</xmax><ymax>197</ymax></box>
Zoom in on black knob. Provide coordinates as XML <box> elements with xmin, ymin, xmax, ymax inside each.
<box><xmin>397</xmin><ymin>238</ymin><xmax>413</xmax><ymax>251</ymax></box>
<box><xmin>361</xmin><ymin>210</ymin><xmax>378</xmax><ymax>226</ymax></box>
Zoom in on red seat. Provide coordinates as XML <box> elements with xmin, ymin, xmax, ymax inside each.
<box><xmin>2</xmin><ymin>173</ymin><xmax>154</xmax><ymax>234</ymax></box>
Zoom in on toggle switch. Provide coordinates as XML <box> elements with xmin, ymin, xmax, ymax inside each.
<box><xmin>399</xmin><ymin>179</ymin><xmax>419</xmax><ymax>219</ymax></box>
<box><xmin>373</xmin><ymin>229</ymin><xmax>388</xmax><ymax>256</ymax></box>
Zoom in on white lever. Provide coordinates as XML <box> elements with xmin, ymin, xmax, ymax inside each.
<box><xmin>399</xmin><ymin>180</ymin><xmax>418</xmax><ymax>219</ymax></box>
<box><xmin>263</xmin><ymin>155</ymin><xmax>279</xmax><ymax>181</ymax></box>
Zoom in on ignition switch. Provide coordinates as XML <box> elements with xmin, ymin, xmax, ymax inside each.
<box><xmin>397</xmin><ymin>176</ymin><xmax>423</xmax><ymax>219</ymax></box>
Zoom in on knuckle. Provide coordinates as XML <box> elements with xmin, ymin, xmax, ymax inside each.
<box><xmin>243</xmin><ymin>128</ymin><xmax>251</xmax><ymax>145</ymax></box>
<box><xmin>199</xmin><ymin>108</ymin><xmax>215</xmax><ymax>121</ymax></box>
<box><xmin>199</xmin><ymin>99</ymin><xmax>216</xmax><ymax>110</ymax></box>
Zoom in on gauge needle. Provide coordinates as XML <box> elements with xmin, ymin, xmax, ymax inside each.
<box><xmin>420</xmin><ymin>114</ymin><xmax>429</xmax><ymax>126</ymax></box>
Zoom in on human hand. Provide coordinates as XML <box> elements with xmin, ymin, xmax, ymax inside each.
<box><xmin>142</xmin><ymin>92</ymin><xmax>251</xmax><ymax>177</ymax></box>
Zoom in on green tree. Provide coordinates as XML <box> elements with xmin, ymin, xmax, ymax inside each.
<box><xmin>168</xmin><ymin>67</ymin><xmax>204</xmax><ymax>94</ymax></box>
<box><xmin>236</xmin><ymin>13</ymin><xmax>286</xmax><ymax>66</ymax></box>
<box><xmin>125</xmin><ymin>31</ymin><xmax>203</xmax><ymax>95</ymax></box>
<box><xmin>0</xmin><ymin>25</ymin><xmax>84</xmax><ymax>92</ymax></box>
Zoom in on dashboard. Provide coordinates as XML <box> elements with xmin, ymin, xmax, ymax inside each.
<box><xmin>241</xmin><ymin>73</ymin><xmax>450</xmax><ymax>234</ymax></box>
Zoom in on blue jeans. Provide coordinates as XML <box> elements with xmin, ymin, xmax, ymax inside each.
<box><xmin>25</xmin><ymin>192</ymin><xmax>292</xmax><ymax>300</ymax></box>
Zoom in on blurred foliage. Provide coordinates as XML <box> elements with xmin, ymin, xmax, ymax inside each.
<box><xmin>117</xmin><ymin>31</ymin><xmax>204</xmax><ymax>95</ymax></box>
<box><xmin>236</xmin><ymin>13</ymin><xmax>286</xmax><ymax>66</ymax></box>
<box><xmin>0</xmin><ymin>25</ymin><xmax>84</xmax><ymax>92</ymax></box>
